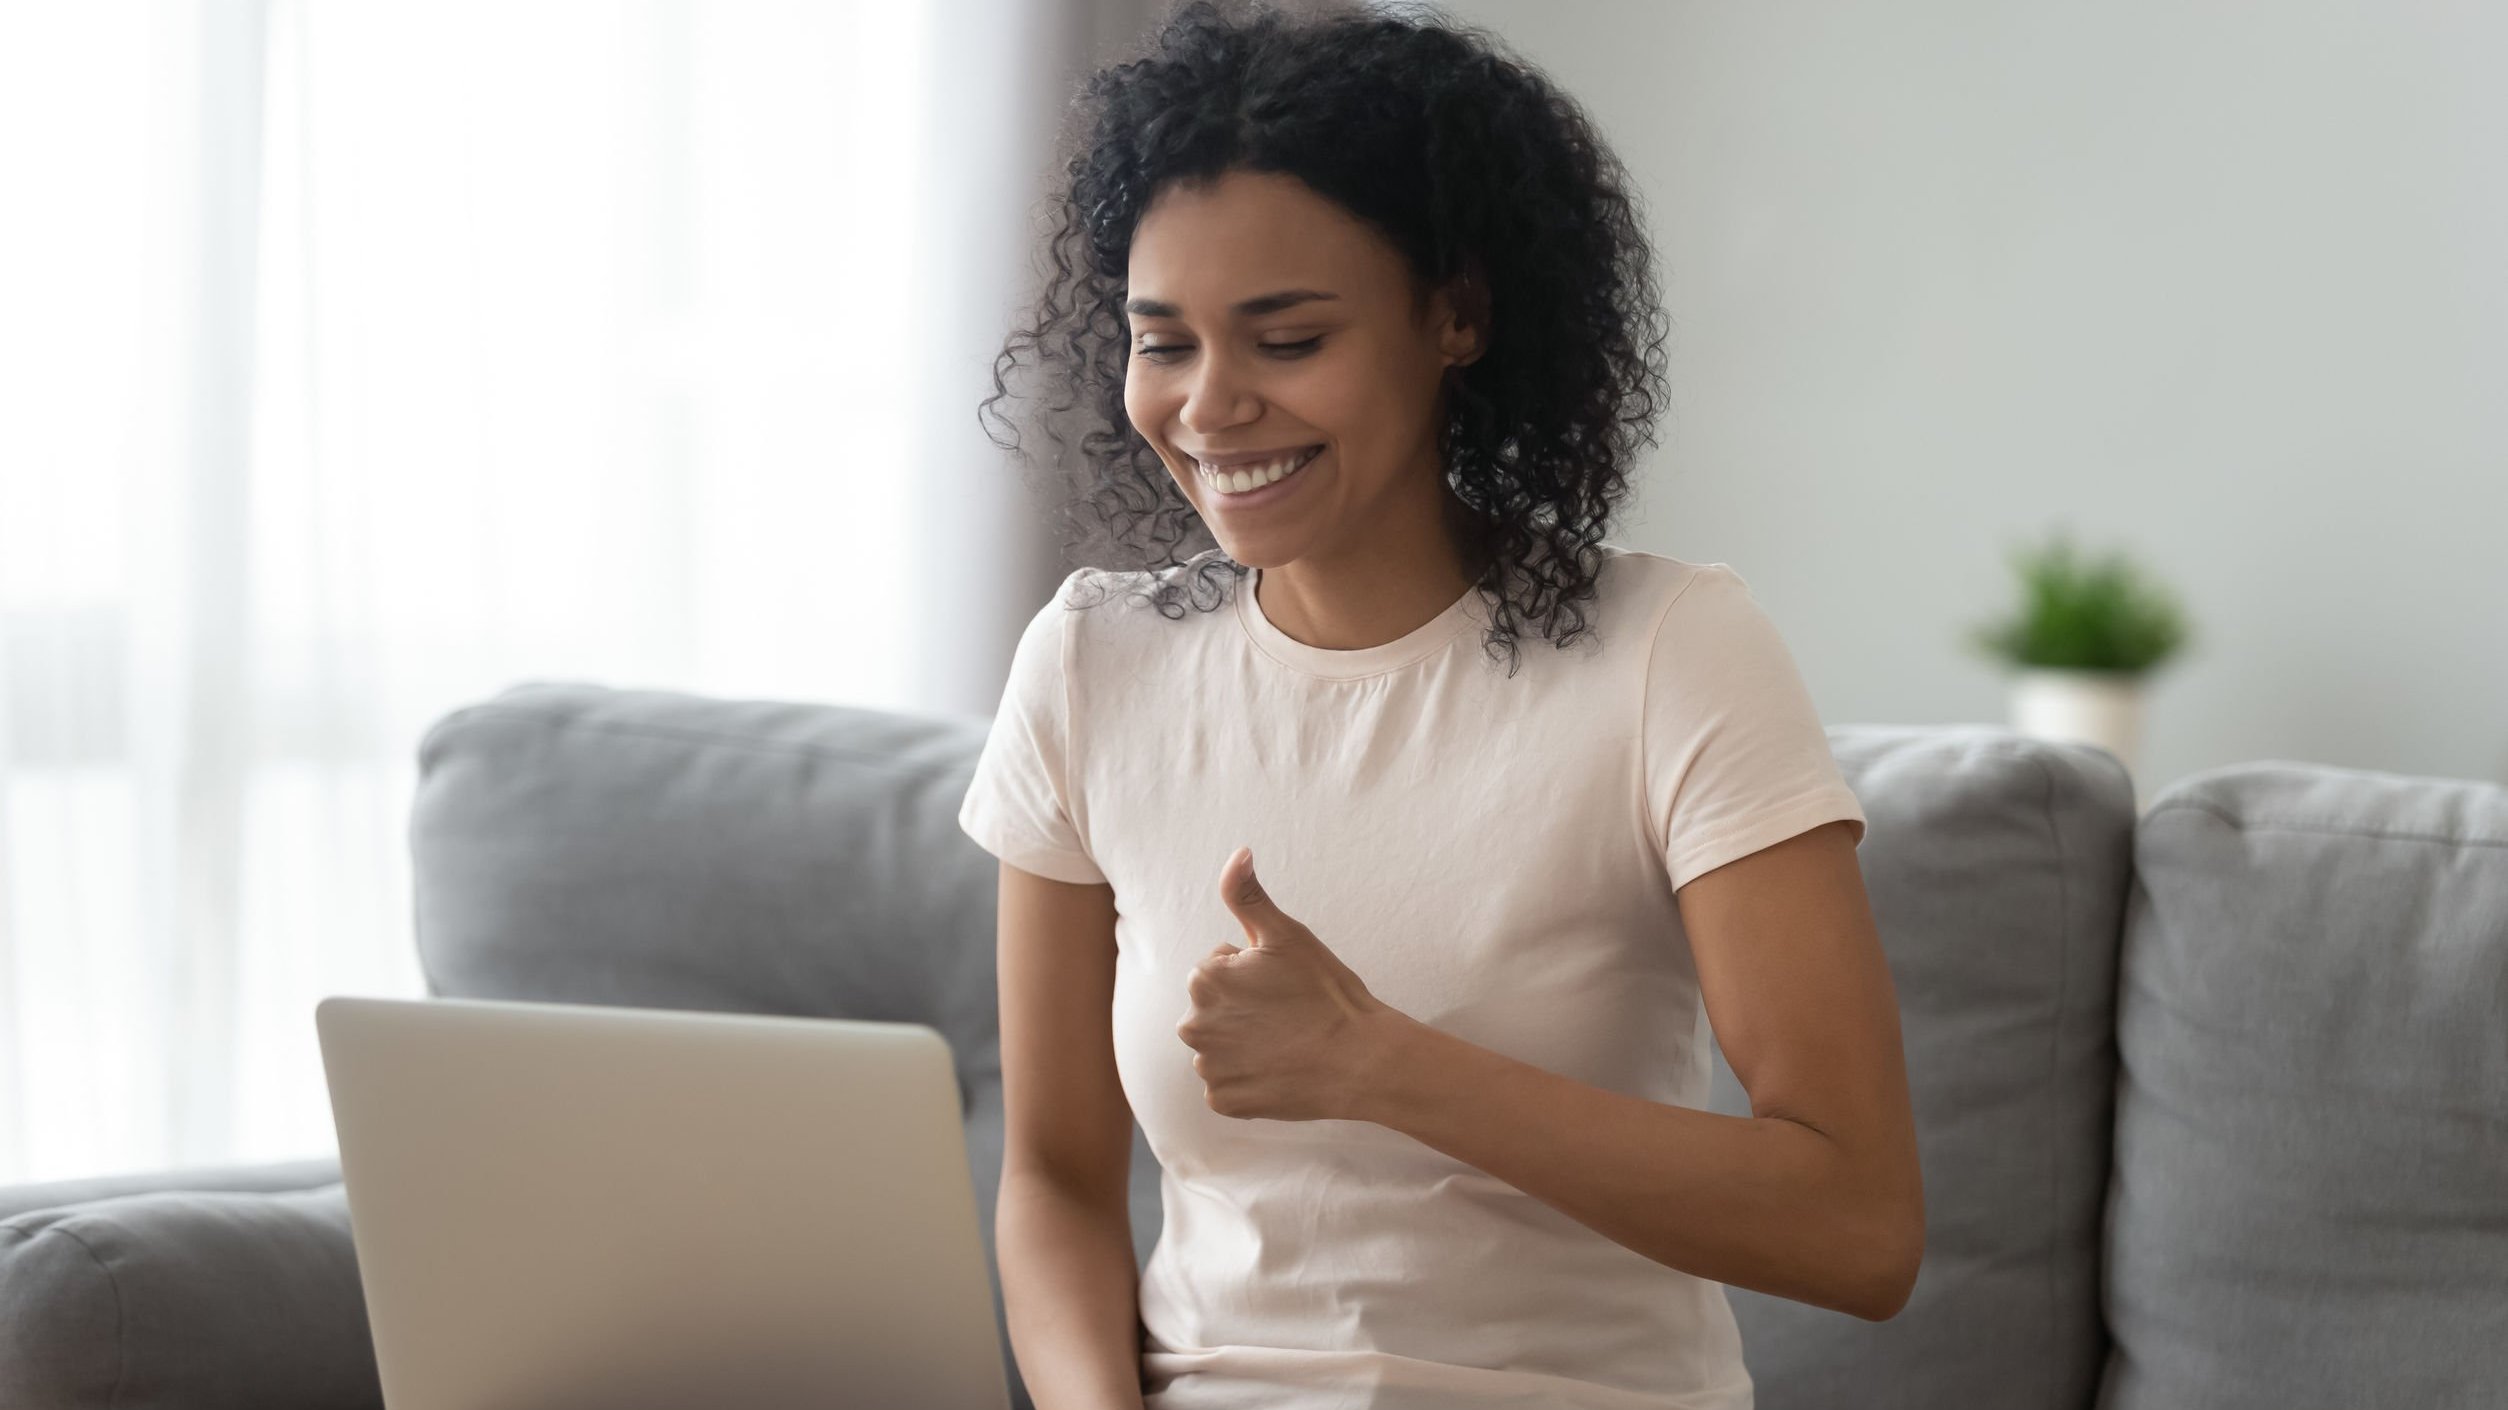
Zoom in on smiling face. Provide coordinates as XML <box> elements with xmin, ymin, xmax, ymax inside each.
<box><xmin>1122</xmin><ymin>168</ymin><xmax>1482</xmax><ymax>568</ymax></box>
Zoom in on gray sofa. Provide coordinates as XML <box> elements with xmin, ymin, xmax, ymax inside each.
<box><xmin>4</xmin><ymin>681</ymin><xmax>2502</xmax><ymax>1409</ymax></box>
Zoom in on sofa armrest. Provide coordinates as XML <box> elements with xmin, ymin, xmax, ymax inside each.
<box><xmin>0</xmin><ymin>1179</ymin><xmax>380</xmax><ymax>1410</ymax></box>
<box><xmin>0</xmin><ymin>1154</ymin><xmax>342</xmax><ymax>1222</ymax></box>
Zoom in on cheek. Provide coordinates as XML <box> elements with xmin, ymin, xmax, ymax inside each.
<box><xmin>1314</xmin><ymin>341</ymin><xmax>1414</xmax><ymax>416</ymax></box>
<box><xmin>1297</xmin><ymin>348</ymin><xmax>1394</xmax><ymax>426</ymax></box>
<box><xmin>1123</xmin><ymin>374</ymin><xmax>1175</xmax><ymax>454</ymax></box>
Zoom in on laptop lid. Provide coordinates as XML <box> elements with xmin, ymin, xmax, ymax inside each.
<box><xmin>314</xmin><ymin>994</ymin><xmax>1014</xmax><ymax>1410</ymax></box>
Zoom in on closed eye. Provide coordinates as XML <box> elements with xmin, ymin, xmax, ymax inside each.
<box><xmin>1135</xmin><ymin>337</ymin><xmax>1324</xmax><ymax>363</ymax></box>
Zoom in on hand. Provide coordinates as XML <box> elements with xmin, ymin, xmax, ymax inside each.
<box><xmin>1176</xmin><ymin>846</ymin><xmax>1401</xmax><ymax>1123</ymax></box>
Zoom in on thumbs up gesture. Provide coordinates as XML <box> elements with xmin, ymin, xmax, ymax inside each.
<box><xmin>1177</xmin><ymin>846</ymin><xmax>1401</xmax><ymax>1123</ymax></box>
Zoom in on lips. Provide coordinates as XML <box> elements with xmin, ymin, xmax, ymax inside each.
<box><xmin>1197</xmin><ymin>445</ymin><xmax>1322</xmax><ymax>477</ymax></box>
<box><xmin>1200</xmin><ymin>444</ymin><xmax>1323</xmax><ymax>508</ymax></box>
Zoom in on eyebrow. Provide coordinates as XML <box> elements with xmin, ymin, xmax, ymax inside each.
<box><xmin>1123</xmin><ymin>289</ymin><xmax>1342</xmax><ymax>320</ymax></box>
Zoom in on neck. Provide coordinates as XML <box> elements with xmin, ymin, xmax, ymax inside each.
<box><xmin>1252</xmin><ymin>459</ymin><xmax>1483</xmax><ymax>652</ymax></box>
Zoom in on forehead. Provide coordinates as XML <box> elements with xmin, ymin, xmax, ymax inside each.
<box><xmin>1126</xmin><ymin>170</ymin><xmax>1403</xmax><ymax>316</ymax></box>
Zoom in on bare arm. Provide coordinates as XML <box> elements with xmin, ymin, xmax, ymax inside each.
<box><xmin>1349</xmin><ymin>821</ymin><xmax>1925</xmax><ymax>1319</ymax></box>
<box><xmin>994</xmin><ymin>859</ymin><xmax>1149</xmax><ymax>1410</ymax></box>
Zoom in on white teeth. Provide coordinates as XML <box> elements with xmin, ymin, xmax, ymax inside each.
<box><xmin>1200</xmin><ymin>445</ymin><xmax>1320</xmax><ymax>495</ymax></box>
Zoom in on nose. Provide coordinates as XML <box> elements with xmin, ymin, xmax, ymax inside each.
<box><xmin>1176</xmin><ymin>345</ymin><xmax>1261</xmax><ymax>439</ymax></box>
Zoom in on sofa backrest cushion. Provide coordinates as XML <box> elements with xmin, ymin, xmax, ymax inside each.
<box><xmin>1708</xmin><ymin>725</ymin><xmax>2135</xmax><ymax>1410</ymax></box>
<box><xmin>412</xmin><ymin>683</ymin><xmax>1006</xmax><ymax>1095</ymax></box>
<box><xmin>2099</xmin><ymin>762</ymin><xmax>2508</xmax><ymax>1409</ymax></box>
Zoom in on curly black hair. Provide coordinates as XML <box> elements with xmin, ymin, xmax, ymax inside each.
<box><xmin>976</xmin><ymin>0</ymin><xmax>1671</xmax><ymax>677</ymax></box>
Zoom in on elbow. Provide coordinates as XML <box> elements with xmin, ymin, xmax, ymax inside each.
<box><xmin>1785</xmin><ymin>1117</ymin><xmax>1927</xmax><ymax>1321</ymax></box>
<box><xmin>1839</xmin><ymin>1137</ymin><xmax>1925</xmax><ymax>1322</ymax></box>
<box><xmin>1845</xmin><ymin>1209</ymin><xmax>1925</xmax><ymax>1322</ymax></box>
<box><xmin>1849</xmin><ymin>1254</ymin><xmax>1920</xmax><ymax>1322</ymax></box>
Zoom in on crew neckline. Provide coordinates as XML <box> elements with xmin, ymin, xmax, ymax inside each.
<box><xmin>1236</xmin><ymin>564</ymin><xmax>1483</xmax><ymax>680</ymax></box>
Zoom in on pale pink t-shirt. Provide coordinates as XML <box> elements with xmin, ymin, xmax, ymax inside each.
<box><xmin>957</xmin><ymin>541</ymin><xmax>1866</xmax><ymax>1410</ymax></box>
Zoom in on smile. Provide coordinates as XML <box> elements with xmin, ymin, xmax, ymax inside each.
<box><xmin>1198</xmin><ymin>444</ymin><xmax>1323</xmax><ymax>497</ymax></box>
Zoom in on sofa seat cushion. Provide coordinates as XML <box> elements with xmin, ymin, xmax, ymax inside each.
<box><xmin>0</xmin><ymin>1182</ymin><xmax>379</xmax><ymax>1409</ymax></box>
<box><xmin>2100</xmin><ymin>762</ymin><xmax>2508</xmax><ymax>1409</ymax></box>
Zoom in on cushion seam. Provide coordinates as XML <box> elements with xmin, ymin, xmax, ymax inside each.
<box><xmin>39</xmin><ymin>1222</ymin><xmax>128</xmax><ymax>1410</ymax></box>
<box><xmin>425</xmin><ymin>703</ymin><xmax>968</xmax><ymax>780</ymax></box>
<box><xmin>2145</xmin><ymin>798</ymin><xmax>2508</xmax><ymax>848</ymax></box>
<box><xmin>2032</xmin><ymin>748</ymin><xmax>2074</xmax><ymax>1407</ymax></box>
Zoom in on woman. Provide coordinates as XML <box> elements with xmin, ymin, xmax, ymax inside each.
<box><xmin>959</xmin><ymin>4</ymin><xmax>1923</xmax><ymax>1407</ymax></box>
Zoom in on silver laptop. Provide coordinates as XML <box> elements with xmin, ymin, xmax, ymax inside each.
<box><xmin>314</xmin><ymin>994</ymin><xmax>1014</xmax><ymax>1410</ymax></box>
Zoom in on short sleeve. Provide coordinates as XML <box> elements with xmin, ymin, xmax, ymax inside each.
<box><xmin>957</xmin><ymin>571</ymin><xmax>1108</xmax><ymax>885</ymax></box>
<box><xmin>1643</xmin><ymin>564</ymin><xmax>1866</xmax><ymax>893</ymax></box>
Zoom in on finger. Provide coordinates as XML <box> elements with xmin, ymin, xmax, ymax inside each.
<box><xmin>1218</xmin><ymin>846</ymin><xmax>1304</xmax><ymax>949</ymax></box>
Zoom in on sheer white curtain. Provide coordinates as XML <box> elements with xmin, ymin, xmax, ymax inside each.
<box><xmin>0</xmin><ymin>0</ymin><xmax>1168</xmax><ymax>1187</ymax></box>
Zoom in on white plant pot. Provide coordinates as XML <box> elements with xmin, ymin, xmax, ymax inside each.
<box><xmin>2008</xmin><ymin>668</ymin><xmax>2147</xmax><ymax>806</ymax></box>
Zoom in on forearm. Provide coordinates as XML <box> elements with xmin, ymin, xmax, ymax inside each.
<box><xmin>1350</xmin><ymin>1013</ymin><xmax>1915</xmax><ymax>1320</ymax></box>
<box><xmin>995</xmin><ymin>1169</ymin><xmax>1148</xmax><ymax>1410</ymax></box>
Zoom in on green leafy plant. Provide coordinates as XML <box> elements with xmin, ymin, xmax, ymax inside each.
<box><xmin>1968</xmin><ymin>526</ymin><xmax>2190</xmax><ymax>675</ymax></box>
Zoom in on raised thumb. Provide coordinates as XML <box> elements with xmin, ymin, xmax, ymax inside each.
<box><xmin>1220</xmin><ymin>845</ymin><xmax>1294</xmax><ymax>945</ymax></box>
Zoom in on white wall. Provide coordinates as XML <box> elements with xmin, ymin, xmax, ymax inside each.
<box><xmin>1431</xmin><ymin>0</ymin><xmax>2508</xmax><ymax>793</ymax></box>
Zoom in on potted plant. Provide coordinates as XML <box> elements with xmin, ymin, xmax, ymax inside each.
<box><xmin>1967</xmin><ymin>525</ymin><xmax>2191</xmax><ymax>800</ymax></box>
